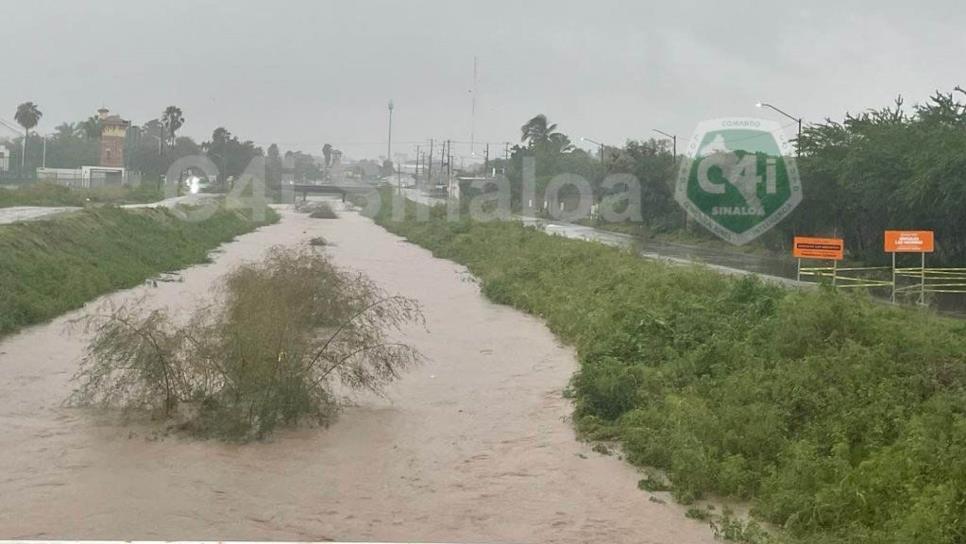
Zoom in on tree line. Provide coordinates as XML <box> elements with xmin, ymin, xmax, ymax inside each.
<box><xmin>494</xmin><ymin>88</ymin><xmax>966</xmax><ymax>264</ymax></box>
<box><xmin>3</xmin><ymin>102</ymin><xmax>335</xmax><ymax>188</ymax></box>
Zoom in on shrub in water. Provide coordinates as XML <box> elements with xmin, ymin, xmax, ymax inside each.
<box><xmin>70</xmin><ymin>246</ymin><xmax>422</xmax><ymax>440</ymax></box>
<box><xmin>297</xmin><ymin>200</ymin><xmax>339</xmax><ymax>219</ymax></box>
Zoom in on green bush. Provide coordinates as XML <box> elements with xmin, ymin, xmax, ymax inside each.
<box><xmin>365</xmin><ymin>190</ymin><xmax>966</xmax><ymax>544</ymax></box>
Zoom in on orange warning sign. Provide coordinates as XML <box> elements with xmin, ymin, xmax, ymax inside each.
<box><xmin>884</xmin><ymin>230</ymin><xmax>934</xmax><ymax>253</ymax></box>
<box><xmin>793</xmin><ymin>236</ymin><xmax>844</xmax><ymax>260</ymax></box>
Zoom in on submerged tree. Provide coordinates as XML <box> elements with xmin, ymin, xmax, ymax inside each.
<box><xmin>71</xmin><ymin>247</ymin><xmax>423</xmax><ymax>440</ymax></box>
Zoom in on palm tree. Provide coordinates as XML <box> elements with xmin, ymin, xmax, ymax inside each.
<box><xmin>14</xmin><ymin>102</ymin><xmax>42</xmax><ymax>171</ymax></box>
<box><xmin>161</xmin><ymin>106</ymin><xmax>185</xmax><ymax>154</ymax></box>
<box><xmin>520</xmin><ymin>114</ymin><xmax>574</xmax><ymax>153</ymax></box>
<box><xmin>80</xmin><ymin>116</ymin><xmax>103</xmax><ymax>140</ymax></box>
<box><xmin>520</xmin><ymin>114</ymin><xmax>557</xmax><ymax>147</ymax></box>
<box><xmin>548</xmin><ymin>132</ymin><xmax>574</xmax><ymax>153</ymax></box>
<box><xmin>54</xmin><ymin>122</ymin><xmax>78</xmax><ymax>140</ymax></box>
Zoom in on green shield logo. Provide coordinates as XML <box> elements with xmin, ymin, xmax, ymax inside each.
<box><xmin>675</xmin><ymin>118</ymin><xmax>801</xmax><ymax>245</ymax></box>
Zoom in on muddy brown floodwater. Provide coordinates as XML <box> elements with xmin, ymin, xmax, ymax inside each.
<box><xmin>0</xmin><ymin>204</ymin><xmax>716</xmax><ymax>543</ymax></box>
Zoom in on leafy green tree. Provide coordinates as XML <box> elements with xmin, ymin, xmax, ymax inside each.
<box><xmin>791</xmin><ymin>88</ymin><xmax>966</xmax><ymax>263</ymax></box>
<box><xmin>266</xmin><ymin>143</ymin><xmax>283</xmax><ymax>187</ymax></box>
<box><xmin>202</xmin><ymin>127</ymin><xmax>262</xmax><ymax>186</ymax></box>
<box><xmin>285</xmin><ymin>150</ymin><xmax>321</xmax><ymax>182</ymax></box>
<box><xmin>45</xmin><ymin>120</ymin><xmax>98</xmax><ymax>168</ymax></box>
<box><xmin>612</xmin><ymin>139</ymin><xmax>679</xmax><ymax>229</ymax></box>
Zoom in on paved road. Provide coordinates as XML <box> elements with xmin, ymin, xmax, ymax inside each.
<box><xmin>0</xmin><ymin>194</ymin><xmax>218</xmax><ymax>225</ymax></box>
<box><xmin>398</xmin><ymin>187</ymin><xmax>801</xmax><ymax>287</ymax></box>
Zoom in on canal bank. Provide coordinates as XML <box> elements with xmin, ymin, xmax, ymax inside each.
<box><xmin>0</xmin><ymin>205</ymin><xmax>714</xmax><ymax>543</ymax></box>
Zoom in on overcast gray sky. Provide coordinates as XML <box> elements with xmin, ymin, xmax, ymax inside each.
<box><xmin>2</xmin><ymin>0</ymin><xmax>964</xmax><ymax>161</ymax></box>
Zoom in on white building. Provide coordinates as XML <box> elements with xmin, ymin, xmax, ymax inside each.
<box><xmin>0</xmin><ymin>144</ymin><xmax>10</xmax><ymax>172</ymax></box>
<box><xmin>37</xmin><ymin>165</ymin><xmax>130</xmax><ymax>187</ymax></box>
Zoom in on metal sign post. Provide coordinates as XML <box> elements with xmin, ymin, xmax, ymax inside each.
<box><xmin>793</xmin><ymin>236</ymin><xmax>845</xmax><ymax>287</ymax></box>
<box><xmin>885</xmin><ymin>230</ymin><xmax>934</xmax><ymax>306</ymax></box>
<box><xmin>891</xmin><ymin>252</ymin><xmax>896</xmax><ymax>303</ymax></box>
<box><xmin>920</xmin><ymin>251</ymin><xmax>926</xmax><ymax>305</ymax></box>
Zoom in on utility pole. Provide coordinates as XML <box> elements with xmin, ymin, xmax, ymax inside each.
<box><xmin>42</xmin><ymin>135</ymin><xmax>47</xmax><ymax>169</ymax></box>
<box><xmin>415</xmin><ymin>145</ymin><xmax>421</xmax><ymax>183</ymax></box>
<box><xmin>503</xmin><ymin>142</ymin><xmax>509</xmax><ymax>174</ymax></box>
<box><xmin>387</xmin><ymin>99</ymin><xmax>394</xmax><ymax>172</ymax></box>
<box><xmin>427</xmin><ymin>138</ymin><xmax>434</xmax><ymax>187</ymax></box>
<box><xmin>581</xmin><ymin>137</ymin><xmax>606</xmax><ymax>164</ymax></box>
<box><xmin>484</xmin><ymin>143</ymin><xmax>490</xmax><ymax>176</ymax></box>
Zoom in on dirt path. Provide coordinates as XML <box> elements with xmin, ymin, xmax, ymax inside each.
<box><xmin>0</xmin><ymin>205</ymin><xmax>715</xmax><ymax>543</ymax></box>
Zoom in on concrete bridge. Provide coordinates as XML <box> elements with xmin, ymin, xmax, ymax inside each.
<box><xmin>291</xmin><ymin>183</ymin><xmax>376</xmax><ymax>202</ymax></box>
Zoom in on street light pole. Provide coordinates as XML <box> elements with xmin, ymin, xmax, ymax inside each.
<box><xmin>581</xmin><ymin>137</ymin><xmax>605</xmax><ymax>164</ymax></box>
<box><xmin>756</xmin><ymin>102</ymin><xmax>802</xmax><ymax>156</ymax></box>
<box><xmin>653</xmin><ymin>129</ymin><xmax>677</xmax><ymax>160</ymax></box>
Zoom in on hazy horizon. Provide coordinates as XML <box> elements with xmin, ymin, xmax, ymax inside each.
<box><xmin>3</xmin><ymin>0</ymin><xmax>964</xmax><ymax>161</ymax></box>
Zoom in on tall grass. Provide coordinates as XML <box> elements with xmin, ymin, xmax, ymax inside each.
<box><xmin>0</xmin><ymin>182</ymin><xmax>164</xmax><ymax>208</ymax></box>
<box><xmin>0</xmin><ymin>205</ymin><xmax>277</xmax><ymax>336</ymax></box>
<box><xmin>365</xmin><ymin>192</ymin><xmax>966</xmax><ymax>544</ymax></box>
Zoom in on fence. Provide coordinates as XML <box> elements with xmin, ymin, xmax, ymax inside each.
<box><xmin>798</xmin><ymin>262</ymin><xmax>966</xmax><ymax>304</ymax></box>
<box><xmin>36</xmin><ymin>168</ymin><xmax>141</xmax><ymax>188</ymax></box>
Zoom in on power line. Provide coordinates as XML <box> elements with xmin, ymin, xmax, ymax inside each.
<box><xmin>0</xmin><ymin>118</ymin><xmax>23</xmax><ymax>137</ymax></box>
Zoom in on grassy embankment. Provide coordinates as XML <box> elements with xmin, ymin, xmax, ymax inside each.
<box><xmin>0</xmin><ymin>205</ymin><xmax>278</xmax><ymax>336</ymax></box>
<box><xmin>0</xmin><ymin>182</ymin><xmax>164</xmax><ymax>208</ymax></box>
<box><xmin>573</xmin><ymin>217</ymin><xmax>788</xmax><ymax>258</ymax></box>
<box><xmin>363</xmin><ymin>192</ymin><xmax>966</xmax><ymax>544</ymax></box>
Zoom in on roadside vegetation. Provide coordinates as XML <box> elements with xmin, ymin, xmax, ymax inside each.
<box><xmin>0</xmin><ymin>181</ymin><xmax>164</xmax><ymax>208</ymax></box>
<box><xmin>0</xmin><ymin>205</ymin><xmax>277</xmax><ymax>336</ymax></box>
<box><xmin>493</xmin><ymin>89</ymin><xmax>966</xmax><ymax>265</ymax></box>
<box><xmin>365</xmin><ymin>192</ymin><xmax>966</xmax><ymax>544</ymax></box>
<box><xmin>70</xmin><ymin>247</ymin><xmax>422</xmax><ymax>440</ymax></box>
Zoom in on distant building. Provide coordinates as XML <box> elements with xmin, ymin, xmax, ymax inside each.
<box><xmin>97</xmin><ymin>107</ymin><xmax>129</xmax><ymax>168</ymax></box>
<box><xmin>35</xmin><ymin>107</ymin><xmax>135</xmax><ymax>187</ymax></box>
<box><xmin>0</xmin><ymin>144</ymin><xmax>10</xmax><ymax>172</ymax></box>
